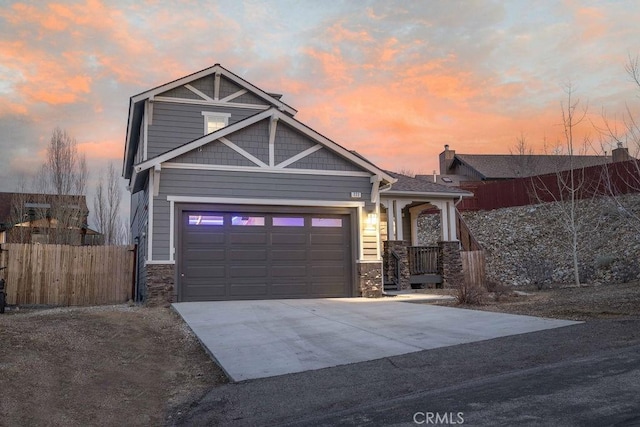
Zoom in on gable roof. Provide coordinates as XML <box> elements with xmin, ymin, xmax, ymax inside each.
<box><xmin>123</xmin><ymin>64</ymin><xmax>297</xmax><ymax>179</ymax></box>
<box><xmin>130</xmin><ymin>107</ymin><xmax>396</xmax><ymax>191</ymax></box>
<box><xmin>130</xmin><ymin>64</ymin><xmax>297</xmax><ymax>114</ymax></box>
<box><xmin>453</xmin><ymin>154</ymin><xmax>611</xmax><ymax>179</ymax></box>
<box><xmin>382</xmin><ymin>172</ymin><xmax>473</xmax><ymax>198</ymax></box>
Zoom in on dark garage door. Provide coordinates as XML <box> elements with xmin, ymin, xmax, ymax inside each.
<box><xmin>179</xmin><ymin>209</ymin><xmax>353</xmax><ymax>301</ymax></box>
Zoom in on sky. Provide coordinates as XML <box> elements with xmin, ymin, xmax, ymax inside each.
<box><xmin>1</xmin><ymin>0</ymin><xmax>640</xmax><ymax>218</ymax></box>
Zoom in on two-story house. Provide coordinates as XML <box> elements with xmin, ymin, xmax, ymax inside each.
<box><xmin>123</xmin><ymin>65</ymin><xmax>470</xmax><ymax>305</ymax></box>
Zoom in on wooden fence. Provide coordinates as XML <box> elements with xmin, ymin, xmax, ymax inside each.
<box><xmin>461</xmin><ymin>250</ymin><xmax>486</xmax><ymax>288</ymax></box>
<box><xmin>0</xmin><ymin>244</ymin><xmax>135</xmax><ymax>306</ymax></box>
<box><xmin>456</xmin><ymin>159</ymin><xmax>640</xmax><ymax>211</ymax></box>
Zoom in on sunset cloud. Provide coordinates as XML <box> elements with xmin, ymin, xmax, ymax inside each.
<box><xmin>0</xmin><ymin>0</ymin><xmax>639</xmax><ymax>193</ymax></box>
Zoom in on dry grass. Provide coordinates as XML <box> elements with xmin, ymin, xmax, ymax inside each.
<box><xmin>433</xmin><ymin>281</ymin><xmax>640</xmax><ymax>321</ymax></box>
<box><xmin>0</xmin><ymin>305</ymin><xmax>227</xmax><ymax>426</ymax></box>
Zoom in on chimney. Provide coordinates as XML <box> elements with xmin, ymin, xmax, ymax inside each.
<box><xmin>612</xmin><ymin>142</ymin><xmax>631</xmax><ymax>163</ymax></box>
<box><xmin>439</xmin><ymin>144</ymin><xmax>455</xmax><ymax>174</ymax></box>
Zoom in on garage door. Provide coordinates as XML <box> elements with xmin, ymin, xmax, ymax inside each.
<box><xmin>179</xmin><ymin>209</ymin><xmax>353</xmax><ymax>301</ymax></box>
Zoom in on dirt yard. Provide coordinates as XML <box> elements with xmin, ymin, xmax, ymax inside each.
<box><xmin>2</xmin><ymin>283</ymin><xmax>638</xmax><ymax>426</ymax></box>
<box><xmin>0</xmin><ymin>305</ymin><xmax>227</xmax><ymax>427</ymax></box>
<box><xmin>433</xmin><ymin>281</ymin><xmax>640</xmax><ymax>320</ymax></box>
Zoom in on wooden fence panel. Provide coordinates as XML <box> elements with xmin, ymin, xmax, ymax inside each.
<box><xmin>461</xmin><ymin>250</ymin><xmax>486</xmax><ymax>288</ymax></box>
<box><xmin>0</xmin><ymin>243</ymin><xmax>134</xmax><ymax>306</ymax></box>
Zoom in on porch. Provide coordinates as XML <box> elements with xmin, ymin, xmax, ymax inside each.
<box><xmin>378</xmin><ymin>172</ymin><xmax>474</xmax><ymax>291</ymax></box>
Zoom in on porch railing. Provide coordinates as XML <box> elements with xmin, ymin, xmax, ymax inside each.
<box><xmin>408</xmin><ymin>246</ymin><xmax>439</xmax><ymax>275</ymax></box>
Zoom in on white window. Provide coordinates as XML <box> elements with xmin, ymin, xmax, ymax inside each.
<box><xmin>202</xmin><ymin>112</ymin><xmax>231</xmax><ymax>134</ymax></box>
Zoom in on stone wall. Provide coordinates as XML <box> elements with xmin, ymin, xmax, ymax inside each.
<box><xmin>417</xmin><ymin>213</ymin><xmax>441</xmax><ymax>245</ymax></box>
<box><xmin>454</xmin><ymin>193</ymin><xmax>640</xmax><ymax>286</ymax></box>
<box><xmin>358</xmin><ymin>261</ymin><xmax>383</xmax><ymax>297</ymax></box>
<box><xmin>438</xmin><ymin>241</ymin><xmax>463</xmax><ymax>288</ymax></box>
<box><xmin>145</xmin><ymin>263</ymin><xmax>175</xmax><ymax>307</ymax></box>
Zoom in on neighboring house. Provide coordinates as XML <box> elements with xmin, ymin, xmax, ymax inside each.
<box><xmin>0</xmin><ymin>192</ymin><xmax>102</xmax><ymax>245</ymax></box>
<box><xmin>435</xmin><ymin>144</ymin><xmax>630</xmax><ymax>185</ymax></box>
<box><xmin>122</xmin><ymin>64</ymin><xmax>471</xmax><ymax>304</ymax></box>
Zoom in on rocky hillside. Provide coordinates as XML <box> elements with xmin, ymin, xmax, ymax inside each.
<box><xmin>419</xmin><ymin>194</ymin><xmax>640</xmax><ymax>286</ymax></box>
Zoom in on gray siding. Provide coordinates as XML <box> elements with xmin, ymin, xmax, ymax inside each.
<box><xmin>151</xmin><ymin>169</ymin><xmax>373</xmax><ymax>260</ymax></box>
<box><xmin>147</xmin><ymin>101</ymin><xmax>259</xmax><ymax>158</ymax></box>
<box><xmin>227</xmin><ymin>120</ymin><xmax>270</xmax><ymax>163</ymax></box>
<box><xmin>274</xmin><ymin>123</ymin><xmax>317</xmax><ymax>164</ymax></box>
<box><xmin>155</xmin><ymin>76</ymin><xmax>269</xmax><ymax>105</ymax></box>
<box><xmin>231</xmin><ymin>90</ymin><xmax>268</xmax><ymax>105</ymax></box>
<box><xmin>130</xmin><ymin>178</ymin><xmax>149</xmax><ymax>299</ymax></box>
<box><xmin>219</xmin><ymin>76</ymin><xmax>269</xmax><ymax>105</ymax></box>
<box><xmin>190</xmin><ymin>76</ymin><xmax>215</xmax><ymax>99</ymax></box>
<box><xmin>286</xmin><ymin>147</ymin><xmax>363</xmax><ymax>171</ymax></box>
<box><xmin>219</xmin><ymin>76</ymin><xmax>243</xmax><ymax>98</ymax></box>
<box><xmin>172</xmin><ymin>141</ymin><xmax>256</xmax><ymax>166</ymax></box>
<box><xmin>158</xmin><ymin>85</ymin><xmax>201</xmax><ymax>100</ymax></box>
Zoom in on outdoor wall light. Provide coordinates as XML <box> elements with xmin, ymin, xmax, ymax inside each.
<box><xmin>366</xmin><ymin>213</ymin><xmax>378</xmax><ymax>228</ymax></box>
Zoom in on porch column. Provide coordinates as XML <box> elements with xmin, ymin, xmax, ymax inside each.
<box><xmin>431</xmin><ymin>200</ymin><xmax>459</xmax><ymax>242</ymax></box>
<box><xmin>447</xmin><ymin>201</ymin><xmax>458</xmax><ymax>241</ymax></box>
<box><xmin>394</xmin><ymin>200</ymin><xmax>403</xmax><ymax>240</ymax></box>
<box><xmin>385</xmin><ymin>200</ymin><xmax>396</xmax><ymax>240</ymax></box>
<box><xmin>408</xmin><ymin>203</ymin><xmax>432</xmax><ymax>246</ymax></box>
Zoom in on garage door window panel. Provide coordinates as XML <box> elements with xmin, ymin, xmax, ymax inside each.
<box><xmin>273</xmin><ymin>217</ymin><xmax>305</xmax><ymax>227</ymax></box>
<box><xmin>311</xmin><ymin>218</ymin><xmax>342</xmax><ymax>227</ymax></box>
<box><xmin>188</xmin><ymin>215</ymin><xmax>224</xmax><ymax>226</ymax></box>
<box><xmin>231</xmin><ymin>216</ymin><xmax>265</xmax><ymax>226</ymax></box>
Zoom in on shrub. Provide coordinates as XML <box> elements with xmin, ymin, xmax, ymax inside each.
<box><xmin>521</xmin><ymin>256</ymin><xmax>554</xmax><ymax>290</ymax></box>
<box><xmin>455</xmin><ymin>280</ymin><xmax>486</xmax><ymax>305</ymax></box>
<box><xmin>595</xmin><ymin>255</ymin><xmax>616</xmax><ymax>269</ymax></box>
<box><xmin>485</xmin><ymin>280</ymin><xmax>511</xmax><ymax>301</ymax></box>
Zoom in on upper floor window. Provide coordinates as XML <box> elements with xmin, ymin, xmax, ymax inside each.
<box><xmin>202</xmin><ymin>112</ymin><xmax>231</xmax><ymax>134</ymax></box>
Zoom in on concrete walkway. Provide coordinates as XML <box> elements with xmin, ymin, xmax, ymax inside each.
<box><xmin>172</xmin><ymin>298</ymin><xmax>580</xmax><ymax>381</ymax></box>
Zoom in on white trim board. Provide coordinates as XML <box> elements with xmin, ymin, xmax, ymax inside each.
<box><xmin>166</xmin><ymin>197</ymin><xmax>365</xmax><ymax>269</ymax></box>
<box><xmin>166</xmin><ymin>196</ymin><xmax>365</xmax><ymax>208</ymax></box>
<box><xmin>154</xmin><ymin>96</ymin><xmax>269</xmax><ymax>110</ymax></box>
<box><xmin>145</xmin><ymin>260</ymin><xmax>176</xmax><ymax>265</ymax></box>
<box><xmin>162</xmin><ymin>162</ymin><xmax>373</xmax><ymax>177</ymax></box>
<box><xmin>130</xmin><ymin>64</ymin><xmax>297</xmax><ymax>115</ymax></box>
<box><xmin>134</xmin><ymin>108</ymin><xmax>396</xmax><ymax>184</ymax></box>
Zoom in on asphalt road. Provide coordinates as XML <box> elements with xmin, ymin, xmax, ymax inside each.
<box><xmin>169</xmin><ymin>318</ymin><xmax>640</xmax><ymax>426</ymax></box>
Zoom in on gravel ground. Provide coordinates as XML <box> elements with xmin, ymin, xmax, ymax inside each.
<box><xmin>0</xmin><ymin>305</ymin><xmax>227</xmax><ymax>427</ymax></box>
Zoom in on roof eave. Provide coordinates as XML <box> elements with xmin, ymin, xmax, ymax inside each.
<box><xmin>381</xmin><ymin>190</ymin><xmax>473</xmax><ymax>198</ymax></box>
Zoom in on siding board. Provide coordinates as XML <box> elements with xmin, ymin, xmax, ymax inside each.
<box><xmin>151</xmin><ymin>168</ymin><xmax>372</xmax><ymax>259</ymax></box>
<box><xmin>147</xmin><ymin>102</ymin><xmax>260</xmax><ymax>158</ymax></box>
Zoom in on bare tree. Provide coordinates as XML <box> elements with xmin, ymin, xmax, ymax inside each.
<box><xmin>598</xmin><ymin>54</ymin><xmax>640</xmax><ymax>230</ymax></box>
<box><xmin>93</xmin><ymin>163</ymin><xmax>126</xmax><ymax>245</ymax></box>
<box><xmin>530</xmin><ymin>86</ymin><xmax>601</xmax><ymax>286</ymax></box>
<box><xmin>509</xmin><ymin>132</ymin><xmax>540</xmax><ymax>177</ymax></box>
<box><xmin>6</xmin><ymin>177</ymin><xmax>32</xmax><ymax>243</ymax></box>
<box><xmin>33</xmin><ymin>128</ymin><xmax>89</xmax><ymax>244</ymax></box>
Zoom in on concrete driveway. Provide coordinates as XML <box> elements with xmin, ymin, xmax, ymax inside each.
<box><xmin>173</xmin><ymin>297</ymin><xmax>580</xmax><ymax>382</ymax></box>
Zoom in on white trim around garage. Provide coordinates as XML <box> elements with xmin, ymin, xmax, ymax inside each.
<box><xmin>166</xmin><ymin>195</ymin><xmax>365</xmax><ymax>207</ymax></box>
<box><xmin>165</xmin><ymin>196</ymin><xmax>366</xmax><ymax>274</ymax></box>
